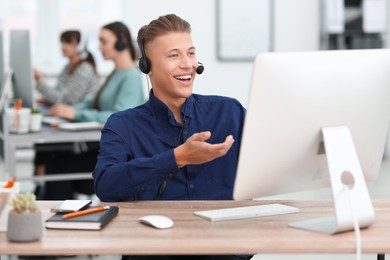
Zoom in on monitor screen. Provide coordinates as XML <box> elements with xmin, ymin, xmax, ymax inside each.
<box><xmin>10</xmin><ymin>30</ymin><xmax>34</xmax><ymax>108</ymax></box>
<box><xmin>0</xmin><ymin>31</ymin><xmax>13</xmax><ymax>112</ymax></box>
<box><xmin>234</xmin><ymin>49</ymin><xmax>390</xmax><ymax>201</ymax></box>
<box><xmin>0</xmin><ymin>31</ymin><xmax>4</xmax><ymax>91</ymax></box>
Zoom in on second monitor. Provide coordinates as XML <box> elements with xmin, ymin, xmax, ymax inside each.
<box><xmin>10</xmin><ymin>30</ymin><xmax>34</xmax><ymax>108</ymax></box>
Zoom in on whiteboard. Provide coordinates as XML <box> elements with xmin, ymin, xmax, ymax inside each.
<box><xmin>216</xmin><ymin>0</ymin><xmax>272</xmax><ymax>61</ymax></box>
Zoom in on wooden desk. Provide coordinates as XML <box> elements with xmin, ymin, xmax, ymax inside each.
<box><xmin>0</xmin><ymin>200</ymin><xmax>389</xmax><ymax>256</ymax></box>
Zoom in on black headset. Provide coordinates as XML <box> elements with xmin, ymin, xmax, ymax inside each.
<box><xmin>139</xmin><ymin>38</ymin><xmax>204</xmax><ymax>75</ymax></box>
<box><xmin>79</xmin><ymin>37</ymin><xmax>89</xmax><ymax>60</ymax></box>
<box><xmin>114</xmin><ymin>22</ymin><xmax>127</xmax><ymax>51</ymax></box>
<box><xmin>139</xmin><ymin>39</ymin><xmax>151</xmax><ymax>74</ymax></box>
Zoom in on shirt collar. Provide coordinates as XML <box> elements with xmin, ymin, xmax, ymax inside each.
<box><xmin>148</xmin><ymin>90</ymin><xmax>194</xmax><ymax>121</ymax></box>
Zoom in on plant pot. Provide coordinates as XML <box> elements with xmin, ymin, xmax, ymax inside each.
<box><xmin>7</xmin><ymin>209</ymin><xmax>43</xmax><ymax>242</ymax></box>
<box><xmin>30</xmin><ymin>113</ymin><xmax>42</xmax><ymax>132</ymax></box>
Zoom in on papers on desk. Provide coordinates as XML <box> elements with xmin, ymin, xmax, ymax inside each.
<box><xmin>57</xmin><ymin>122</ymin><xmax>103</xmax><ymax>131</ymax></box>
<box><xmin>42</xmin><ymin>116</ymin><xmax>103</xmax><ymax>131</ymax></box>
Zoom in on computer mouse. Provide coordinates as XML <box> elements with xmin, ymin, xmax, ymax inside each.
<box><xmin>138</xmin><ymin>215</ymin><xmax>174</xmax><ymax>229</ymax></box>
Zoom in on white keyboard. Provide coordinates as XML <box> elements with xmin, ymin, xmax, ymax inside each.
<box><xmin>194</xmin><ymin>203</ymin><xmax>299</xmax><ymax>222</ymax></box>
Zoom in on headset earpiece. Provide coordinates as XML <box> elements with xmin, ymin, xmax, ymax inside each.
<box><xmin>79</xmin><ymin>38</ymin><xmax>89</xmax><ymax>60</ymax></box>
<box><xmin>75</xmin><ymin>33</ymin><xmax>88</xmax><ymax>60</ymax></box>
<box><xmin>196</xmin><ymin>62</ymin><xmax>204</xmax><ymax>74</ymax></box>
<box><xmin>115</xmin><ymin>22</ymin><xmax>127</xmax><ymax>51</ymax></box>
<box><xmin>139</xmin><ymin>39</ymin><xmax>151</xmax><ymax>74</ymax></box>
<box><xmin>80</xmin><ymin>49</ymin><xmax>88</xmax><ymax>60</ymax></box>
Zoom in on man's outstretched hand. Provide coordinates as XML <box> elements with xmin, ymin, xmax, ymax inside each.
<box><xmin>174</xmin><ymin>131</ymin><xmax>235</xmax><ymax>168</ymax></box>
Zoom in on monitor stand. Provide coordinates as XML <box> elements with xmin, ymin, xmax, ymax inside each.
<box><xmin>288</xmin><ymin>126</ymin><xmax>375</xmax><ymax>234</ymax></box>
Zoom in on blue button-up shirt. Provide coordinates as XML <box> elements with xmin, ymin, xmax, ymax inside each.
<box><xmin>93</xmin><ymin>91</ymin><xmax>246</xmax><ymax>202</ymax></box>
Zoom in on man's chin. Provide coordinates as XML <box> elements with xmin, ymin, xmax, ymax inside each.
<box><xmin>182</xmin><ymin>89</ymin><xmax>193</xmax><ymax>98</ymax></box>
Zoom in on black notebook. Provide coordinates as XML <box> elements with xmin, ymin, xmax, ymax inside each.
<box><xmin>45</xmin><ymin>206</ymin><xmax>119</xmax><ymax>230</ymax></box>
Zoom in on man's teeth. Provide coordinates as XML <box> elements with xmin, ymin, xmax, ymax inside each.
<box><xmin>175</xmin><ymin>75</ymin><xmax>191</xmax><ymax>80</ymax></box>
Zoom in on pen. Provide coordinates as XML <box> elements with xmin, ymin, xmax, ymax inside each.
<box><xmin>62</xmin><ymin>206</ymin><xmax>110</xmax><ymax>219</ymax></box>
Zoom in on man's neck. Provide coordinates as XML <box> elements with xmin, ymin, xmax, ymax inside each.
<box><xmin>153</xmin><ymin>92</ymin><xmax>187</xmax><ymax>125</ymax></box>
<box><xmin>168</xmin><ymin>101</ymin><xmax>185</xmax><ymax>125</ymax></box>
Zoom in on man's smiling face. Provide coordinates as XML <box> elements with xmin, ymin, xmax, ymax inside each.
<box><xmin>147</xmin><ymin>32</ymin><xmax>198</xmax><ymax>106</ymax></box>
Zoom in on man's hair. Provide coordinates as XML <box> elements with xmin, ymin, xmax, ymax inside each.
<box><xmin>137</xmin><ymin>14</ymin><xmax>191</xmax><ymax>49</ymax></box>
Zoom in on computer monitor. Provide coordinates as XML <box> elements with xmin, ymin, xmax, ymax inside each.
<box><xmin>0</xmin><ymin>31</ymin><xmax>4</xmax><ymax>92</ymax></box>
<box><xmin>10</xmin><ymin>30</ymin><xmax>34</xmax><ymax>108</ymax></box>
<box><xmin>233</xmin><ymin>49</ymin><xmax>390</xmax><ymax>234</ymax></box>
<box><xmin>0</xmin><ymin>31</ymin><xmax>13</xmax><ymax>111</ymax></box>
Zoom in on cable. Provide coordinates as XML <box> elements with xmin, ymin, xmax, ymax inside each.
<box><xmin>342</xmin><ymin>184</ymin><xmax>361</xmax><ymax>260</ymax></box>
<box><xmin>145</xmin><ymin>74</ymin><xmax>151</xmax><ymax>95</ymax></box>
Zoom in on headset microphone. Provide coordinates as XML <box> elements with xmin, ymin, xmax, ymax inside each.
<box><xmin>196</xmin><ymin>62</ymin><xmax>204</xmax><ymax>74</ymax></box>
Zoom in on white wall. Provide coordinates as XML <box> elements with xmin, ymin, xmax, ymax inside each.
<box><xmin>123</xmin><ymin>0</ymin><xmax>320</xmax><ymax>107</ymax></box>
<box><xmin>387</xmin><ymin>0</ymin><xmax>390</xmax><ymax>47</ymax></box>
<box><xmin>274</xmin><ymin>0</ymin><xmax>320</xmax><ymax>52</ymax></box>
<box><xmin>1</xmin><ymin>0</ymin><xmax>321</xmax><ymax>107</ymax></box>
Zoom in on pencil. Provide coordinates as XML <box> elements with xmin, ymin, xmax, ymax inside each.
<box><xmin>62</xmin><ymin>206</ymin><xmax>110</xmax><ymax>219</ymax></box>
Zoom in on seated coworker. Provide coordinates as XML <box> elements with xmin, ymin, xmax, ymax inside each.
<box><xmin>34</xmin><ymin>30</ymin><xmax>99</xmax><ymax>105</ymax></box>
<box><xmin>33</xmin><ymin>30</ymin><xmax>99</xmax><ymax>183</ymax></box>
<box><xmin>93</xmin><ymin>14</ymin><xmax>249</xmax><ymax>260</ymax></box>
<box><xmin>38</xmin><ymin>21</ymin><xmax>145</xmax><ymax>200</ymax></box>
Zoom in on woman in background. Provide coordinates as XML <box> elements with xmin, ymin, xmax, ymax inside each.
<box><xmin>48</xmin><ymin>21</ymin><xmax>145</xmax><ymax>123</ymax></box>
<box><xmin>37</xmin><ymin>22</ymin><xmax>145</xmax><ymax>200</ymax></box>
<box><xmin>34</xmin><ymin>30</ymin><xmax>99</xmax><ymax>105</ymax></box>
<box><xmin>34</xmin><ymin>30</ymin><xmax>99</xmax><ymax>183</ymax></box>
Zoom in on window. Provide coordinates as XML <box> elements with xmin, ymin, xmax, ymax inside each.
<box><xmin>0</xmin><ymin>0</ymin><xmax>38</xmax><ymax>69</ymax></box>
<box><xmin>0</xmin><ymin>0</ymin><xmax>126</xmax><ymax>75</ymax></box>
<box><xmin>58</xmin><ymin>0</ymin><xmax>125</xmax><ymax>74</ymax></box>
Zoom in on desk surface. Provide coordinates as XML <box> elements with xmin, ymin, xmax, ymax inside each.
<box><xmin>0</xmin><ymin>200</ymin><xmax>389</xmax><ymax>256</ymax></box>
<box><xmin>5</xmin><ymin>125</ymin><xmax>101</xmax><ymax>144</ymax></box>
<box><xmin>0</xmin><ymin>124</ymin><xmax>101</xmax><ymax>179</ymax></box>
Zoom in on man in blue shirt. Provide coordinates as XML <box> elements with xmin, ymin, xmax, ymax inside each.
<box><xmin>93</xmin><ymin>14</ymin><xmax>246</xmax><ymax>203</ymax></box>
<box><xmin>93</xmin><ymin>13</ymin><xmax>249</xmax><ymax>260</ymax></box>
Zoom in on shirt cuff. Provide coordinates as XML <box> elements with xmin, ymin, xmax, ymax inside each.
<box><xmin>73</xmin><ymin>109</ymin><xmax>82</xmax><ymax>121</ymax></box>
<box><xmin>152</xmin><ymin>149</ymin><xmax>179</xmax><ymax>177</ymax></box>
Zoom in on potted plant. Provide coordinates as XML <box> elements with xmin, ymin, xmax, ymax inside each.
<box><xmin>7</xmin><ymin>192</ymin><xmax>42</xmax><ymax>242</ymax></box>
<box><xmin>30</xmin><ymin>108</ymin><xmax>42</xmax><ymax>132</ymax></box>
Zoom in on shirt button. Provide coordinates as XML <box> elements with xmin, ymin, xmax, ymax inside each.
<box><xmin>168</xmin><ymin>173</ymin><xmax>174</xmax><ymax>178</ymax></box>
<box><xmin>183</xmin><ymin>130</ymin><xmax>188</xmax><ymax>135</ymax></box>
<box><xmin>189</xmin><ymin>184</ymin><xmax>194</xmax><ymax>189</ymax></box>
